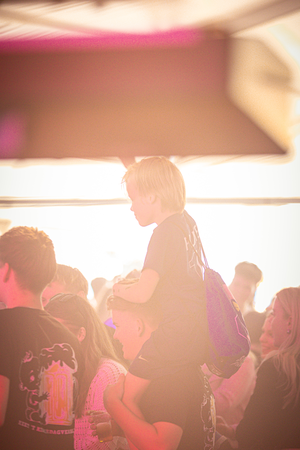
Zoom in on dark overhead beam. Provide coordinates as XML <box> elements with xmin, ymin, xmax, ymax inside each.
<box><xmin>0</xmin><ymin>29</ymin><xmax>290</xmax><ymax>159</ymax></box>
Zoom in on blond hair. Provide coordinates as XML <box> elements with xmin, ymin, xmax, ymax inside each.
<box><xmin>266</xmin><ymin>287</ymin><xmax>300</xmax><ymax>408</ymax></box>
<box><xmin>123</xmin><ymin>156</ymin><xmax>186</xmax><ymax>213</ymax></box>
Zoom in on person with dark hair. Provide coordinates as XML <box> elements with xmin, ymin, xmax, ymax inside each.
<box><xmin>42</xmin><ymin>263</ymin><xmax>89</xmax><ymax>306</ymax></box>
<box><xmin>0</xmin><ymin>226</ymin><xmax>84</xmax><ymax>450</ymax></box>
<box><xmin>46</xmin><ymin>293</ymin><xmax>129</xmax><ymax>450</ymax></box>
<box><xmin>229</xmin><ymin>262</ymin><xmax>263</xmax><ymax>315</ymax></box>
<box><xmin>90</xmin><ymin>281</ymin><xmax>215</xmax><ymax>450</ymax></box>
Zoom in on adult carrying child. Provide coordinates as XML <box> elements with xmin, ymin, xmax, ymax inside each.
<box><xmin>112</xmin><ymin>156</ymin><xmax>209</xmax><ymax>418</ymax></box>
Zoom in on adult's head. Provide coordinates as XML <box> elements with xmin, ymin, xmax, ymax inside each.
<box><xmin>107</xmin><ymin>280</ymin><xmax>162</xmax><ymax>361</ymax></box>
<box><xmin>271</xmin><ymin>287</ymin><xmax>300</xmax><ymax>349</ymax></box>
<box><xmin>45</xmin><ymin>293</ymin><xmax>121</xmax><ymax>416</ymax></box>
<box><xmin>0</xmin><ymin>226</ymin><xmax>56</xmax><ymax>305</ymax></box>
<box><xmin>123</xmin><ymin>156</ymin><xmax>186</xmax><ymax>215</ymax></box>
<box><xmin>42</xmin><ymin>263</ymin><xmax>88</xmax><ymax>306</ymax></box>
<box><xmin>229</xmin><ymin>262</ymin><xmax>263</xmax><ymax>313</ymax></box>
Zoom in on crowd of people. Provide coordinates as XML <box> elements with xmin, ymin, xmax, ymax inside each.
<box><xmin>0</xmin><ymin>156</ymin><xmax>300</xmax><ymax>450</ymax></box>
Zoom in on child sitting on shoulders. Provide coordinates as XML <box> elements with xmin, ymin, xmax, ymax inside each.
<box><xmin>108</xmin><ymin>156</ymin><xmax>209</xmax><ymax>430</ymax></box>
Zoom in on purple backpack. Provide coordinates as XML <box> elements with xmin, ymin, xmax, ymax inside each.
<box><xmin>179</xmin><ymin>219</ymin><xmax>251</xmax><ymax>378</ymax></box>
<box><xmin>204</xmin><ymin>267</ymin><xmax>251</xmax><ymax>378</ymax></box>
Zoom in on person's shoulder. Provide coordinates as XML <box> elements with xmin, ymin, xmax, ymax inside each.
<box><xmin>257</xmin><ymin>355</ymin><xmax>278</xmax><ymax>379</ymax></box>
<box><xmin>150</xmin><ymin>214</ymin><xmax>183</xmax><ymax>246</ymax></box>
<box><xmin>157</xmin><ymin>364</ymin><xmax>205</xmax><ymax>390</ymax></box>
<box><xmin>0</xmin><ymin>306</ymin><xmax>38</xmax><ymax>324</ymax></box>
<box><xmin>40</xmin><ymin>310</ymin><xmax>83</xmax><ymax>348</ymax></box>
<box><xmin>0</xmin><ymin>307</ymin><xmax>12</xmax><ymax>317</ymax></box>
<box><xmin>90</xmin><ymin>358</ymin><xmax>127</xmax><ymax>387</ymax></box>
<box><xmin>99</xmin><ymin>357</ymin><xmax>127</xmax><ymax>375</ymax></box>
<box><xmin>0</xmin><ymin>307</ymin><xmax>14</xmax><ymax>330</ymax></box>
<box><xmin>156</xmin><ymin>212</ymin><xmax>187</xmax><ymax>235</ymax></box>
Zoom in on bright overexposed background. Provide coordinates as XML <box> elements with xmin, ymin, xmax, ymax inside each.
<box><xmin>1</xmin><ymin>143</ymin><xmax>300</xmax><ymax>312</ymax></box>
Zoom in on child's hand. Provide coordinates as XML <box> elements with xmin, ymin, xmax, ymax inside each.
<box><xmin>88</xmin><ymin>410</ymin><xmax>113</xmax><ymax>440</ymax></box>
<box><xmin>87</xmin><ymin>410</ymin><xmax>111</xmax><ymax>424</ymax></box>
<box><xmin>113</xmin><ymin>282</ymin><xmax>129</xmax><ymax>297</ymax></box>
<box><xmin>112</xmin><ymin>282</ymin><xmax>121</xmax><ymax>295</ymax></box>
<box><xmin>216</xmin><ymin>416</ymin><xmax>235</xmax><ymax>440</ymax></box>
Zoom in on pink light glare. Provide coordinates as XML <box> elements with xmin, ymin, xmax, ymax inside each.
<box><xmin>0</xmin><ymin>28</ymin><xmax>205</xmax><ymax>54</ymax></box>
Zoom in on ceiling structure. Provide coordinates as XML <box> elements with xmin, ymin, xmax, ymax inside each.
<box><xmin>0</xmin><ymin>0</ymin><xmax>299</xmax><ymax>161</ymax></box>
<box><xmin>0</xmin><ymin>0</ymin><xmax>298</xmax><ymax>38</ymax></box>
<box><xmin>0</xmin><ymin>1</ymin><xmax>300</xmax><ymax>308</ymax></box>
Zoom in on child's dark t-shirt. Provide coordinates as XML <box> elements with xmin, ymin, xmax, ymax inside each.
<box><xmin>129</xmin><ymin>211</ymin><xmax>208</xmax><ymax>379</ymax></box>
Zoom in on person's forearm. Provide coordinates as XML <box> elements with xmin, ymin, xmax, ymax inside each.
<box><xmin>113</xmin><ymin>269</ymin><xmax>159</xmax><ymax>304</ymax></box>
<box><xmin>107</xmin><ymin>397</ymin><xmax>163</xmax><ymax>450</ymax></box>
<box><xmin>114</xmin><ymin>282</ymin><xmax>150</xmax><ymax>304</ymax></box>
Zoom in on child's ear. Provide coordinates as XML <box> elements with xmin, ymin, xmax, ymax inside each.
<box><xmin>147</xmin><ymin>193</ymin><xmax>156</xmax><ymax>204</ymax></box>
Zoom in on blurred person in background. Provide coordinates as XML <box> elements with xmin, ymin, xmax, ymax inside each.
<box><xmin>42</xmin><ymin>264</ymin><xmax>127</xmax><ymax>365</ymax></box>
<box><xmin>217</xmin><ymin>287</ymin><xmax>300</xmax><ymax>450</ymax></box>
<box><xmin>229</xmin><ymin>262</ymin><xmax>263</xmax><ymax>316</ymax></box>
<box><xmin>46</xmin><ymin>293</ymin><xmax>129</xmax><ymax>450</ymax></box>
<box><xmin>42</xmin><ymin>263</ymin><xmax>89</xmax><ymax>306</ymax></box>
<box><xmin>0</xmin><ymin>227</ymin><xmax>84</xmax><ymax>450</ymax></box>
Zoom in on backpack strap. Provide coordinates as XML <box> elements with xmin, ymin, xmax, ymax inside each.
<box><xmin>175</xmin><ymin>214</ymin><xmax>209</xmax><ymax>270</ymax></box>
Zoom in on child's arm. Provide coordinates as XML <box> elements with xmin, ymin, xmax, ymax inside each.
<box><xmin>103</xmin><ymin>374</ymin><xmax>182</xmax><ymax>450</ymax></box>
<box><xmin>113</xmin><ymin>269</ymin><xmax>159</xmax><ymax>304</ymax></box>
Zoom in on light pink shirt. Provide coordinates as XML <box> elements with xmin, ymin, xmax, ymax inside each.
<box><xmin>74</xmin><ymin>358</ymin><xmax>129</xmax><ymax>450</ymax></box>
<box><xmin>205</xmin><ymin>353</ymin><xmax>257</xmax><ymax>426</ymax></box>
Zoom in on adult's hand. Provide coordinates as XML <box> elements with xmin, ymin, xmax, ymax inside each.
<box><xmin>216</xmin><ymin>416</ymin><xmax>236</xmax><ymax>440</ymax></box>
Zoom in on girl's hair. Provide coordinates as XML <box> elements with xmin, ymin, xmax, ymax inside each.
<box><xmin>123</xmin><ymin>156</ymin><xmax>186</xmax><ymax>213</ymax></box>
<box><xmin>266</xmin><ymin>287</ymin><xmax>300</xmax><ymax>408</ymax></box>
<box><xmin>45</xmin><ymin>293</ymin><xmax>124</xmax><ymax>417</ymax></box>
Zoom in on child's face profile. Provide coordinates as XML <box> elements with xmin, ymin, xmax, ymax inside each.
<box><xmin>126</xmin><ymin>177</ymin><xmax>156</xmax><ymax>227</ymax></box>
